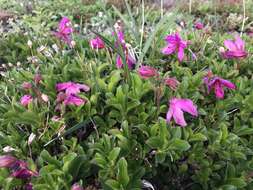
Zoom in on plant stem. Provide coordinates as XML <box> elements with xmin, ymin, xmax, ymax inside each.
<box><xmin>241</xmin><ymin>0</ymin><xmax>246</xmax><ymax>36</ymax></box>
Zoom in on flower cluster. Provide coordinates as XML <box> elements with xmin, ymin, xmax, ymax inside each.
<box><xmin>56</xmin><ymin>82</ymin><xmax>90</xmax><ymax>106</ymax></box>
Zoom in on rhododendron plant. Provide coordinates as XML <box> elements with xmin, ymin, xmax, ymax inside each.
<box><xmin>164</xmin><ymin>77</ymin><xmax>179</xmax><ymax>91</ymax></box>
<box><xmin>194</xmin><ymin>22</ymin><xmax>204</xmax><ymax>30</ymax></box>
<box><xmin>90</xmin><ymin>37</ymin><xmax>105</xmax><ymax>49</ymax></box>
<box><xmin>162</xmin><ymin>33</ymin><xmax>188</xmax><ymax>62</ymax></box>
<box><xmin>54</xmin><ymin>17</ymin><xmax>73</xmax><ymax>45</ymax></box>
<box><xmin>166</xmin><ymin>98</ymin><xmax>198</xmax><ymax>127</ymax></box>
<box><xmin>138</xmin><ymin>66</ymin><xmax>158</xmax><ymax>79</ymax></box>
<box><xmin>113</xmin><ymin>21</ymin><xmax>136</xmax><ymax>69</ymax></box>
<box><xmin>221</xmin><ymin>36</ymin><xmax>247</xmax><ymax>59</ymax></box>
<box><xmin>20</xmin><ymin>95</ymin><xmax>33</xmax><ymax>106</ymax></box>
<box><xmin>204</xmin><ymin>75</ymin><xmax>236</xmax><ymax>99</ymax></box>
<box><xmin>56</xmin><ymin>82</ymin><xmax>90</xmax><ymax>95</ymax></box>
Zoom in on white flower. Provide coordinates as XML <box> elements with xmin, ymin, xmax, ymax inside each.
<box><xmin>3</xmin><ymin>146</ymin><xmax>16</xmax><ymax>153</ymax></box>
<box><xmin>28</xmin><ymin>133</ymin><xmax>36</xmax><ymax>145</ymax></box>
<box><xmin>27</xmin><ymin>40</ymin><xmax>32</xmax><ymax>48</ymax></box>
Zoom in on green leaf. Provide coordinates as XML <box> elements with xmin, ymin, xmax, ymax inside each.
<box><xmin>226</xmin><ymin>178</ymin><xmax>247</xmax><ymax>188</ymax></box>
<box><xmin>108</xmin><ymin>147</ymin><xmax>121</xmax><ymax>163</ymax></box>
<box><xmin>189</xmin><ymin>133</ymin><xmax>207</xmax><ymax>142</ymax></box>
<box><xmin>146</xmin><ymin>137</ymin><xmax>164</xmax><ymax>149</ymax></box>
<box><xmin>169</xmin><ymin>139</ymin><xmax>191</xmax><ymax>151</ymax></box>
<box><xmin>105</xmin><ymin>179</ymin><xmax>121</xmax><ymax>190</ymax></box>
<box><xmin>117</xmin><ymin>158</ymin><xmax>129</xmax><ymax>187</ymax></box>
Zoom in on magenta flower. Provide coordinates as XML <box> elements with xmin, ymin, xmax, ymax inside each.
<box><xmin>166</xmin><ymin>98</ymin><xmax>198</xmax><ymax>127</ymax></box>
<box><xmin>11</xmin><ymin>160</ymin><xmax>38</xmax><ymax>179</ymax></box>
<box><xmin>90</xmin><ymin>37</ymin><xmax>105</xmax><ymax>49</ymax></box>
<box><xmin>138</xmin><ymin>66</ymin><xmax>158</xmax><ymax>79</ymax></box>
<box><xmin>162</xmin><ymin>33</ymin><xmax>188</xmax><ymax>62</ymax></box>
<box><xmin>20</xmin><ymin>95</ymin><xmax>33</xmax><ymax>106</ymax></box>
<box><xmin>71</xmin><ymin>183</ymin><xmax>84</xmax><ymax>190</ymax></box>
<box><xmin>116</xmin><ymin>54</ymin><xmax>136</xmax><ymax>70</ymax></box>
<box><xmin>164</xmin><ymin>77</ymin><xmax>179</xmax><ymax>91</ymax></box>
<box><xmin>54</xmin><ymin>17</ymin><xmax>73</xmax><ymax>44</ymax></box>
<box><xmin>204</xmin><ymin>76</ymin><xmax>236</xmax><ymax>99</ymax></box>
<box><xmin>113</xmin><ymin>21</ymin><xmax>136</xmax><ymax>69</ymax></box>
<box><xmin>0</xmin><ymin>155</ymin><xmax>17</xmax><ymax>168</ymax></box>
<box><xmin>0</xmin><ymin>156</ymin><xmax>38</xmax><ymax>180</ymax></box>
<box><xmin>63</xmin><ymin>94</ymin><xmax>86</xmax><ymax>106</ymax></box>
<box><xmin>194</xmin><ymin>22</ymin><xmax>204</xmax><ymax>30</ymax></box>
<box><xmin>221</xmin><ymin>36</ymin><xmax>247</xmax><ymax>59</ymax></box>
<box><xmin>56</xmin><ymin>82</ymin><xmax>90</xmax><ymax>95</ymax></box>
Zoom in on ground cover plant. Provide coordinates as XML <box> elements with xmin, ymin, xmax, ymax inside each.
<box><xmin>0</xmin><ymin>0</ymin><xmax>253</xmax><ymax>189</ymax></box>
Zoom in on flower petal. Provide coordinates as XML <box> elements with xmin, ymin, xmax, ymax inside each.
<box><xmin>177</xmin><ymin>99</ymin><xmax>198</xmax><ymax>117</ymax></box>
<box><xmin>224</xmin><ymin>39</ymin><xmax>237</xmax><ymax>51</ymax></box>
<box><xmin>172</xmin><ymin>107</ymin><xmax>187</xmax><ymax>127</ymax></box>
<box><xmin>161</xmin><ymin>44</ymin><xmax>176</xmax><ymax>55</ymax></box>
<box><xmin>220</xmin><ymin>79</ymin><xmax>236</xmax><ymax>89</ymax></box>
<box><xmin>214</xmin><ymin>82</ymin><xmax>224</xmax><ymax>99</ymax></box>
<box><xmin>177</xmin><ymin>47</ymin><xmax>185</xmax><ymax>62</ymax></box>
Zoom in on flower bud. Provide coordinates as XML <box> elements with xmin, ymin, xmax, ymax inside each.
<box><xmin>138</xmin><ymin>66</ymin><xmax>158</xmax><ymax>79</ymax></box>
<box><xmin>0</xmin><ymin>155</ymin><xmax>17</xmax><ymax>168</ymax></box>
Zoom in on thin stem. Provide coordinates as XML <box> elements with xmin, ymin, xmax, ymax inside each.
<box><xmin>189</xmin><ymin>0</ymin><xmax>192</xmax><ymax>14</ymax></box>
<box><xmin>241</xmin><ymin>0</ymin><xmax>246</xmax><ymax>36</ymax></box>
<box><xmin>161</xmin><ymin>0</ymin><xmax>164</xmax><ymax>18</ymax></box>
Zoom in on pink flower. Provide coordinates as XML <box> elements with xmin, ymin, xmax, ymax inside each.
<box><xmin>113</xmin><ymin>21</ymin><xmax>136</xmax><ymax>69</ymax></box>
<box><xmin>194</xmin><ymin>22</ymin><xmax>204</xmax><ymax>30</ymax></box>
<box><xmin>162</xmin><ymin>33</ymin><xmax>188</xmax><ymax>62</ymax></box>
<box><xmin>164</xmin><ymin>77</ymin><xmax>179</xmax><ymax>91</ymax></box>
<box><xmin>54</xmin><ymin>17</ymin><xmax>73</xmax><ymax>44</ymax></box>
<box><xmin>22</xmin><ymin>82</ymin><xmax>32</xmax><ymax>90</ymax></box>
<box><xmin>71</xmin><ymin>183</ymin><xmax>84</xmax><ymax>190</ymax></box>
<box><xmin>221</xmin><ymin>36</ymin><xmax>247</xmax><ymax>59</ymax></box>
<box><xmin>138</xmin><ymin>66</ymin><xmax>158</xmax><ymax>79</ymax></box>
<box><xmin>0</xmin><ymin>156</ymin><xmax>38</xmax><ymax>180</ymax></box>
<box><xmin>0</xmin><ymin>155</ymin><xmax>17</xmax><ymax>168</ymax></box>
<box><xmin>20</xmin><ymin>95</ymin><xmax>33</xmax><ymax>106</ymax></box>
<box><xmin>116</xmin><ymin>54</ymin><xmax>136</xmax><ymax>70</ymax></box>
<box><xmin>63</xmin><ymin>94</ymin><xmax>86</xmax><ymax>106</ymax></box>
<box><xmin>204</xmin><ymin>76</ymin><xmax>236</xmax><ymax>99</ymax></box>
<box><xmin>166</xmin><ymin>98</ymin><xmax>198</xmax><ymax>127</ymax></box>
<box><xmin>90</xmin><ymin>37</ymin><xmax>105</xmax><ymax>49</ymax></box>
<box><xmin>56</xmin><ymin>82</ymin><xmax>90</xmax><ymax>95</ymax></box>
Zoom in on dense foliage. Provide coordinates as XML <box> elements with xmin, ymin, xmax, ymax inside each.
<box><xmin>0</xmin><ymin>0</ymin><xmax>253</xmax><ymax>189</ymax></box>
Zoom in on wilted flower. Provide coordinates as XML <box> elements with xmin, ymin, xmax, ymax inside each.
<box><xmin>0</xmin><ymin>155</ymin><xmax>17</xmax><ymax>168</ymax></box>
<box><xmin>204</xmin><ymin>75</ymin><xmax>236</xmax><ymax>99</ymax></box>
<box><xmin>54</xmin><ymin>17</ymin><xmax>73</xmax><ymax>45</ymax></box>
<box><xmin>41</xmin><ymin>94</ymin><xmax>49</xmax><ymax>102</ymax></box>
<box><xmin>20</xmin><ymin>95</ymin><xmax>33</xmax><ymax>106</ymax></box>
<box><xmin>138</xmin><ymin>66</ymin><xmax>158</xmax><ymax>79</ymax></box>
<box><xmin>56</xmin><ymin>82</ymin><xmax>90</xmax><ymax>95</ymax></box>
<box><xmin>194</xmin><ymin>22</ymin><xmax>204</xmax><ymax>30</ymax></box>
<box><xmin>11</xmin><ymin>160</ymin><xmax>38</xmax><ymax>179</ymax></box>
<box><xmin>221</xmin><ymin>36</ymin><xmax>247</xmax><ymax>59</ymax></box>
<box><xmin>166</xmin><ymin>98</ymin><xmax>198</xmax><ymax>127</ymax></box>
<box><xmin>22</xmin><ymin>82</ymin><xmax>32</xmax><ymax>90</ymax></box>
<box><xmin>52</xmin><ymin>44</ymin><xmax>59</xmax><ymax>53</ymax></box>
<box><xmin>162</xmin><ymin>33</ymin><xmax>188</xmax><ymax>62</ymax></box>
<box><xmin>90</xmin><ymin>37</ymin><xmax>105</xmax><ymax>49</ymax></box>
<box><xmin>34</xmin><ymin>74</ymin><xmax>42</xmax><ymax>84</ymax></box>
<box><xmin>71</xmin><ymin>183</ymin><xmax>83</xmax><ymax>190</ymax></box>
<box><xmin>63</xmin><ymin>94</ymin><xmax>86</xmax><ymax>106</ymax></box>
<box><xmin>164</xmin><ymin>77</ymin><xmax>179</xmax><ymax>91</ymax></box>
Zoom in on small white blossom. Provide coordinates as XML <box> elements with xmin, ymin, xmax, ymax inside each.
<box><xmin>28</xmin><ymin>133</ymin><xmax>36</xmax><ymax>145</ymax></box>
